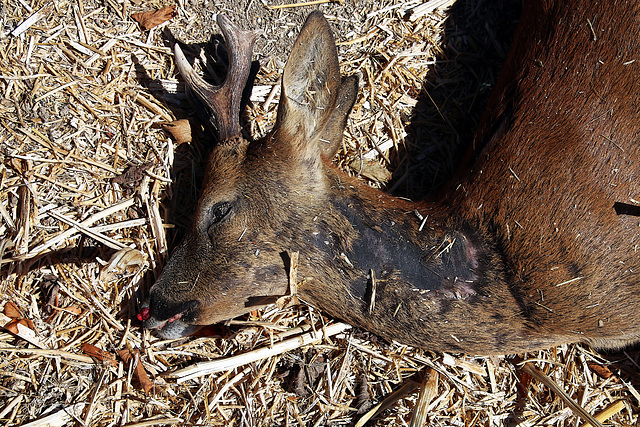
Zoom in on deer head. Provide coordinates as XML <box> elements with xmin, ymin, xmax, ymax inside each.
<box><xmin>141</xmin><ymin>12</ymin><xmax>358</xmax><ymax>338</ymax></box>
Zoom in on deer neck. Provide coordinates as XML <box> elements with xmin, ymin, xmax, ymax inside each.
<box><xmin>296</xmin><ymin>169</ymin><xmax>496</xmax><ymax>304</ymax></box>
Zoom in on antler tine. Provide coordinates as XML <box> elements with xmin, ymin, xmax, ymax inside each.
<box><xmin>174</xmin><ymin>15</ymin><xmax>259</xmax><ymax>142</ymax></box>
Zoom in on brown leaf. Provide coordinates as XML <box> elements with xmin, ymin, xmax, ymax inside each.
<box><xmin>21</xmin><ymin>318</ymin><xmax>35</xmax><ymax>330</ymax></box>
<box><xmin>588</xmin><ymin>362</ymin><xmax>615</xmax><ymax>379</ymax></box>
<box><xmin>5</xmin><ymin>318</ymin><xmax>34</xmax><ymax>333</ymax></box>
<box><xmin>82</xmin><ymin>343</ymin><xmax>117</xmax><ymax>367</ymax></box>
<box><xmin>355</xmin><ymin>372</ymin><xmax>372</xmax><ymax>414</ymax></box>
<box><xmin>162</xmin><ymin>119</ymin><xmax>193</xmax><ymax>145</ymax></box>
<box><xmin>3</xmin><ymin>317</ymin><xmax>44</xmax><ymax>348</ymax></box>
<box><xmin>117</xmin><ymin>349</ymin><xmax>131</xmax><ymax>362</ymax></box>
<box><xmin>41</xmin><ymin>274</ymin><xmax>60</xmax><ymax>313</ymax></box>
<box><xmin>118</xmin><ymin>349</ymin><xmax>154</xmax><ymax>393</ymax></box>
<box><xmin>132</xmin><ymin>5</ymin><xmax>177</xmax><ymax>31</ymax></box>
<box><xmin>4</xmin><ymin>319</ymin><xmax>21</xmax><ymax>334</ymax></box>
<box><xmin>517</xmin><ymin>370</ymin><xmax>533</xmax><ymax>397</ymax></box>
<box><xmin>3</xmin><ymin>302</ymin><xmax>22</xmax><ymax>319</ymax></box>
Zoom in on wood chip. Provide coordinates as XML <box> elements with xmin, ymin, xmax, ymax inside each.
<box><xmin>410</xmin><ymin>368</ymin><xmax>439</xmax><ymax>427</ymax></box>
<box><xmin>11</xmin><ymin>3</ymin><xmax>54</xmax><ymax>37</ymax></box>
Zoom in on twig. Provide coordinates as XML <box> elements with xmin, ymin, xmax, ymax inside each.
<box><xmin>0</xmin><ymin>347</ymin><xmax>94</xmax><ymax>363</ymax></box>
<box><xmin>121</xmin><ymin>417</ymin><xmax>184</xmax><ymax>427</ymax></box>
<box><xmin>167</xmin><ymin>322</ymin><xmax>351</xmax><ymax>383</ymax></box>
<box><xmin>355</xmin><ymin>379</ymin><xmax>420</xmax><ymax>427</ymax></box>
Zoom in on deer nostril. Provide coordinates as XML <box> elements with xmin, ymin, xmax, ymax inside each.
<box><xmin>137</xmin><ymin>306</ymin><xmax>151</xmax><ymax>322</ymax></box>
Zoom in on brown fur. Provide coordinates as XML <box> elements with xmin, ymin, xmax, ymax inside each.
<box><xmin>144</xmin><ymin>3</ymin><xmax>640</xmax><ymax>355</ymax></box>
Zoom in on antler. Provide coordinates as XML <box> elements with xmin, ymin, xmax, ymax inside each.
<box><xmin>174</xmin><ymin>15</ymin><xmax>258</xmax><ymax>142</ymax></box>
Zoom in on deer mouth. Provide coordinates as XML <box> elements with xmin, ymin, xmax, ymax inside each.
<box><xmin>138</xmin><ymin>303</ymin><xmax>202</xmax><ymax>339</ymax></box>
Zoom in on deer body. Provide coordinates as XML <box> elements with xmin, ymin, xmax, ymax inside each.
<box><xmin>143</xmin><ymin>1</ymin><xmax>640</xmax><ymax>355</ymax></box>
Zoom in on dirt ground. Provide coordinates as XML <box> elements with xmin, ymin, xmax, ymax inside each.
<box><xmin>1</xmin><ymin>0</ymin><xmax>640</xmax><ymax>426</ymax></box>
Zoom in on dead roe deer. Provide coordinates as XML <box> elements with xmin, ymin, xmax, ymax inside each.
<box><xmin>140</xmin><ymin>1</ymin><xmax>640</xmax><ymax>355</ymax></box>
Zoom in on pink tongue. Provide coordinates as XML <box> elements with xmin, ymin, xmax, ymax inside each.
<box><xmin>137</xmin><ymin>307</ymin><xmax>150</xmax><ymax>321</ymax></box>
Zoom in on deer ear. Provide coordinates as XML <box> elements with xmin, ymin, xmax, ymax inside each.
<box><xmin>317</xmin><ymin>75</ymin><xmax>358</xmax><ymax>159</ymax></box>
<box><xmin>276</xmin><ymin>11</ymin><xmax>358</xmax><ymax>161</ymax></box>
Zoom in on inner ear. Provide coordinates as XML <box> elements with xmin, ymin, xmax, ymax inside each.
<box><xmin>315</xmin><ymin>75</ymin><xmax>358</xmax><ymax>159</ymax></box>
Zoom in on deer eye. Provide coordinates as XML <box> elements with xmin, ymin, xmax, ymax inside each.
<box><xmin>209</xmin><ymin>202</ymin><xmax>232</xmax><ymax>226</ymax></box>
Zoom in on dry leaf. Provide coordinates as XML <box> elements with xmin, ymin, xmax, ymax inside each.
<box><xmin>82</xmin><ymin>343</ymin><xmax>117</xmax><ymax>367</ymax></box>
<box><xmin>355</xmin><ymin>372</ymin><xmax>372</xmax><ymax>414</ymax></box>
<box><xmin>349</xmin><ymin>158</ymin><xmax>392</xmax><ymax>183</ymax></box>
<box><xmin>6</xmin><ymin>319</ymin><xmax>35</xmax><ymax>333</ymax></box>
<box><xmin>118</xmin><ymin>349</ymin><xmax>154</xmax><ymax>393</ymax></box>
<box><xmin>3</xmin><ymin>301</ymin><xmax>21</xmax><ymax>319</ymax></box>
<box><xmin>162</xmin><ymin>119</ymin><xmax>193</xmax><ymax>145</ymax></box>
<box><xmin>4</xmin><ymin>318</ymin><xmax>45</xmax><ymax>348</ymax></box>
<box><xmin>22</xmin><ymin>318</ymin><xmax>35</xmax><ymax>330</ymax></box>
<box><xmin>100</xmin><ymin>247</ymin><xmax>148</xmax><ymax>281</ymax></box>
<box><xmin>588</xmin><ymin>362</ymin><xmax>615</xmax><ymax>380</ymax></box>
<box><xmin>4</xmin><ymin>319</ymin><xmax>21</xmax><ymax>334</ymax></box>
<box><xmin>517</xmin><ymin>370</ymin><xmax>533</xmax><ymax>397</ymax></box>
<box><xmin>132</xmin><ymin>5</ymin><xmax>177</xmax><ymax>31</ymax></box>
<box><xmin>41</xmin><ymin>274</ymin><xmax>60</xmax><ymax>312</ymax></box>
<box><xmin>3</xmin><ymin>304</ymin><xmax>35</xmax><ymax>330</ymax></box>
<box><xmin>111</xmin><ymin>163</ymin><xmax>153</xmax><ymax>189</ymax></box>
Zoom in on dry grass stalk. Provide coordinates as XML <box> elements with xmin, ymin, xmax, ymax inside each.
<box><xmin>586</xmin><ymin>400</ymin><xmax>627</xmax><ymax>426</ymax></box>
<box><xmin>268</xmin><ymin>0</ymin><xmax>339</xmax><ymax>10</ymax></box>
<box><xmin>1</xmin><ymin>0</ymin><xmax>639</xmax><ymax>425</ymax></box>
<box><xmin>19</xmin><ymin>403</ymin><xmax>85</xmax><ymax>427</ymax></box>
<box><xmin>368</xmin><ymin>268</ymin><xmax>377</xmax><ymax>313</ymax></box>
<box><xmin>10</xmin><ymin>3</ymin><xmax>54</xmax><ymax>37</ymax></box>
<box><xmin>289</xmin><ymin>250</ymin><xmax>299</xmax><ymax>295</ymax></box>
<box><xmin>521</xmin><ymin>362</ymin><xmax>604</xmax><ymax>427</ymax></box>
